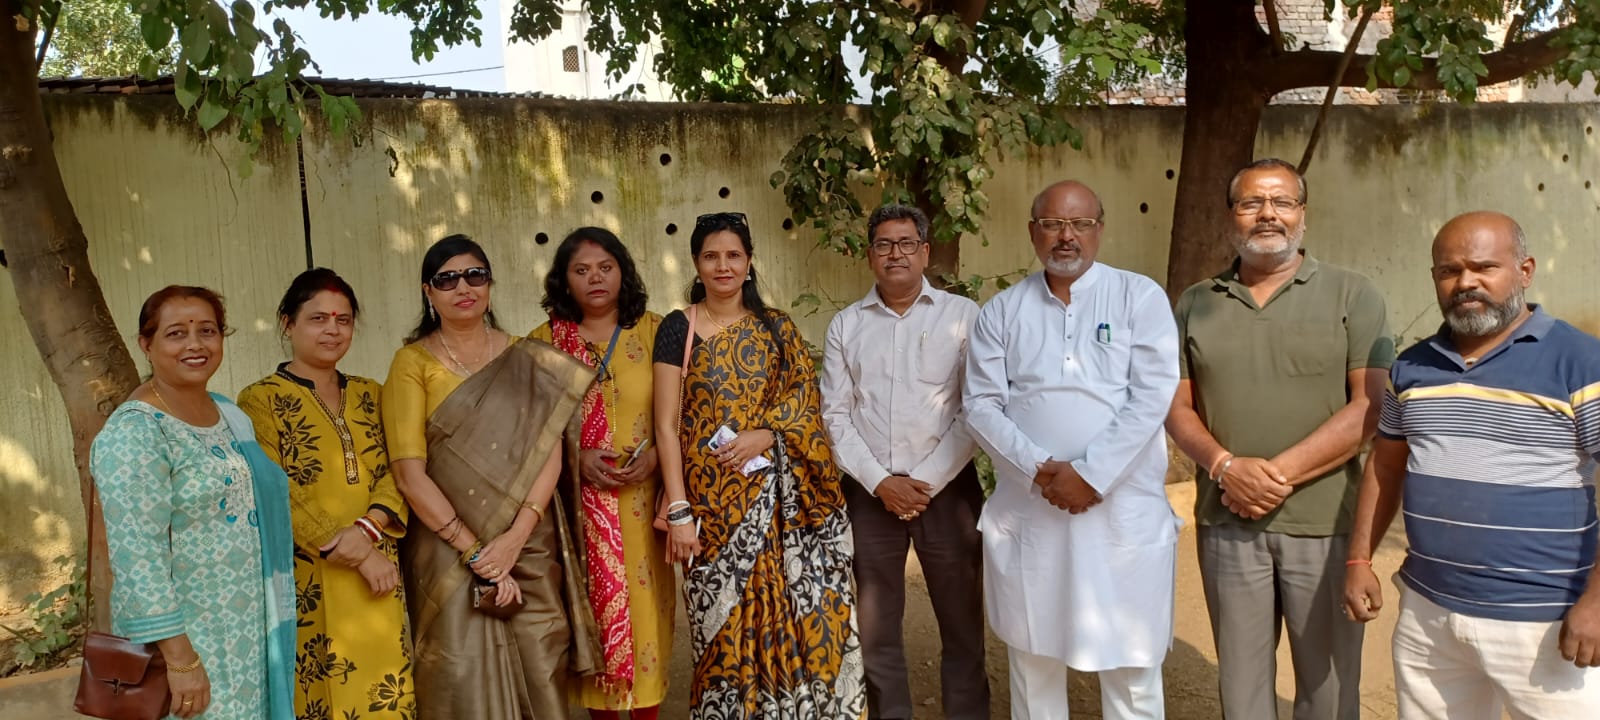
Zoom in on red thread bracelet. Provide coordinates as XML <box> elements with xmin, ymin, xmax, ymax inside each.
<box><xmin>1345</xmin><ymin>559</ymin><xmax>1373</xmax><ymax>567</ymax></box>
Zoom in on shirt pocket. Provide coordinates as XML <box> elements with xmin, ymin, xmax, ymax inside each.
<box><xmin>1086</xmin><ymin>328</ymin><xmax>1133</xmax><ymax>383</ymax></box>
<box><xmin>917</xmin><ymin>332</ymin><xmax>964</xmax><ymax>386</ymax></box>
<box><xmin>1273</xmin><ymin>323</ymin><xmax>1342</xmax><ymax>377</ymax></box>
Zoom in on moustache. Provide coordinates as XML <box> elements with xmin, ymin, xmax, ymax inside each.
<box><xmin>1448</xmin><ymin>290</ymin><xmax>1493</xmax><ymax>309</ymax></box>
<box><xmin>1052</xmin><ymin>241</ymin><xmax>1081</xmax><ymax>253</ymax></box>
<box><xmin>1251</xmin><ymin>222</ymin><xmax>1287</xmax><ymax>235</ymax></box>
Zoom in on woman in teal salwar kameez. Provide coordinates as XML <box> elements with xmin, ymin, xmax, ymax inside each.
<box><xmin>90</xmin><ymin>286</ymin><xmax>295</xmax><ymax>720</ymax></box>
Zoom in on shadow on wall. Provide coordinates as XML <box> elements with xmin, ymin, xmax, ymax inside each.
<box><xmin>0</xmin><ymin>434</ymin><xmax>79</xmax><ymax>614</ymax></box>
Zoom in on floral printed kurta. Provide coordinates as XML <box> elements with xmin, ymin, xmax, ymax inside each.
<box><xmin>91</xmin><ymin>401</ymin><xmax>268</xmax><ymax>720</ymax></box>
<box><xmin>238</xmin><ymin>367</ymin><xmax>414</xmax><ymax>720</ymax></box>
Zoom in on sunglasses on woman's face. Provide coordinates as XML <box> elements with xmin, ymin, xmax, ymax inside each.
<box><xmin>429</xmin><ymin>267</ymin><xmax>492</xmax><ymax>291</ymax></box>
<box><xmin>695</xmin><ymin>212</ymin><xmax>748</xmax><ymax>230</ymax></box>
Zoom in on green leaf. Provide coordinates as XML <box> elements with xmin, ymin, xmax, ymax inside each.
<box><xmin>175</xmin><ymin>67</ymin><xmax>202</xmax><ymax>110</ymax></box>
<box><xmin>140</xmin><ymin>15</ymin><xmax>174</xmax><ymax>53</ymax></box>
<box><xmin>1091</xmin><ymin>54</ymin><xmax>1114</xmax><ymax>80</ymax></box>
<box><xmin>1031</xmin><ymin>9</ymin><xmax>1053</xmax><ymax>36</ymax></box>
<box><xmin>1393</xmin><ymin>66</ymin><xmax>1411</xmax><ymax>87</ymax></box>
<box><xmin>197</xmin><ymin>99</ymin><xmax>229</xmax><ymax>131</ymax></box>
<box><xmin>181</xmin><ymin>20</ymin><xmax>211</xmax><ymax>66</ymax></box>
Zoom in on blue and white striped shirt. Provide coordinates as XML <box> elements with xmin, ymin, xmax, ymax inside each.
<box><xmin>1380</xmin><ymin>306</ymin><xmax>1600</xmax><ymax>622</ymax></box>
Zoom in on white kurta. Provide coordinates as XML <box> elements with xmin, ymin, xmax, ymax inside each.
<box><xmin>964</xmin><ymin>263</ymin><xmax>1181</xmax><ymax>671</ymax></box>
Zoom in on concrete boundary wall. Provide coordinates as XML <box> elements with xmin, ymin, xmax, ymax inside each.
<box><xmin>2</xmin><ymin>95</ymin><xmax>1596</xmax><ymax>608</ymax></box>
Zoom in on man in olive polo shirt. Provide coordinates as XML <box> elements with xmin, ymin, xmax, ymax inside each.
<box><xmin>1166</xmin><ymin>158</ymin><xmax>1395</xmax><ymax>720</ymax></box>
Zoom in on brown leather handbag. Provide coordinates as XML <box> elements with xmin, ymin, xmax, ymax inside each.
<box><xmin>74</xmin><ymin>488</ymin><xmax>173</xmax><ymax>720</ymax></box>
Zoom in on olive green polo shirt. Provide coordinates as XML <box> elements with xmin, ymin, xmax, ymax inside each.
<box><xmin>1175</xmin><ymin>253</ymin><xmax>1395</xmax><ymax>536</ymax></box>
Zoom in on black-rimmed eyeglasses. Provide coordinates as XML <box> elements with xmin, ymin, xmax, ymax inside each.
<box><xmin>695</xmin><ymin>212</ymin><xmax>748</xmax><ymax>230</ymax></box>
<box><xmin>1231</xmin><ymin>196</ymin><xmax>1304</xmax><ymax>215</ymax></box>
<box><xmin>869</xmin><ymin>238</ymin><xmax>926</xmax><ymax>256</ymax></box>
<box><xmin>429</xmin><ymin>267</ymin><xmax>492</xmax><ymax>291</ymax></box>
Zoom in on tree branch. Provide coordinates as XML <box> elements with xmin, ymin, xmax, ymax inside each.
<box><xmin>1263</xmin><ymin>0</ymin><xmax>1284</xmax><ymax>52</ymax></box>
<box><xmin>34</xmin><ymin>0</ymin><xmax>57</xmax><ymax>72</ymax></box>
<box><xmin>1297</xmin><ymin>6</ymin><xmax>1374</xmax><ymax>175</ymax></box>
<box><xmin>1265</xmin><ymin>26</ymin><xmax>1569</xmax><ymax>94</ymax></box>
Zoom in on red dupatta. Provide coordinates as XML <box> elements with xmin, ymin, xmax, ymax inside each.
<box><xmin>549</xmin><ymin>320</ymin><xmax>635</xmax><ymax>692</ymax></box>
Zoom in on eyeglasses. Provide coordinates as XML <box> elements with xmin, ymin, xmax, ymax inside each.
<box><xmin>1232</xmin><ymin>196</ymin><xmax>1304</xmax><ymax>215</ymax></box>
<box><xmin>695</xmin><ymin>212</ymin><xmax>748</xmax><ymax>230</ymax></box>
<box><xmin>1032</xmin><ymin>217</ymin><xmax>1101</xmax><ymax>235</ymax></box>
<box><xmin>869</xmin><ymin>238</ymin><xmax>926</xmax><ymax>256</ymax></box>
<box><xmin>428</xmin><ymin>267</ymin><xmax>492</xmax><ymax>291</ymax></box>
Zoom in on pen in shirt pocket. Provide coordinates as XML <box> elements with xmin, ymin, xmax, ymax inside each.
<box><xmin>1096</xmin><ymin>323</ymin><xmax>1112</xmax><ymax>344</ymax></box>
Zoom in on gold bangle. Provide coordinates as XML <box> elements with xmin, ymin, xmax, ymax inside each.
<box><xmin>459</xmin><ymin>540</ymin><xmax>483</xmax><ymax>566</ymax></box>
<box><xmin>169</xmin><ymin>656</ymin><xmax>203</xmax><ymax>673</ymax></box>
<box><xmin>519</xmin><ymin>501</ymin><xmax>544</xmax><ymax>524</ymax></box>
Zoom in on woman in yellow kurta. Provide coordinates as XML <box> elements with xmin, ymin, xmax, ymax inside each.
<box><xmin>532</xmin><ymin>227</ymin><xmax>674</xmax><ymax>719</ymax></box>
<box><xmin>237</xmin><ymin>268</ymin><xmax>415</xmax><ymax>719</ymax></box>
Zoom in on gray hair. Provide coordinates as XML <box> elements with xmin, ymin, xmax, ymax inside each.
<box><xmin>1511</xmin><ymin>220</ymin><xmax>1529</xmax><ymax>263</ymax></box>
<box><xmin>867</xmin><ymin>204</ymin><xmax>930</xmax><ymax>244</ymax></box>
<box><xmin>1227</xmin><ymin>158</ymin><xmax>1308</xmax><ymax>207</ymax></box>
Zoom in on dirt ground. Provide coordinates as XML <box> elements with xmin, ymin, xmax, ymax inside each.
<box><xmin>644</xmin><ymin>481</ymin><xmax>1411</xmax><ymax>719</ymax></box>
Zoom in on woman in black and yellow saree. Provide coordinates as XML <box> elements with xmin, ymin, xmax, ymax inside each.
<box><xmin>652</xmin><ymin>212</ymin><xmax>865</xmax><ymax>719</ymax></box>
<box><xmin>382</xmin><ymin>234</ymin><xmax>604</xmax><ymax>719</ymax></box>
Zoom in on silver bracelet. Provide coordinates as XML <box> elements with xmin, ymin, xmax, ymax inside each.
<box><xmin>1212</xmin><ymin>455</ymin><xmax>1235</xmax><ymax>486</ymax></box>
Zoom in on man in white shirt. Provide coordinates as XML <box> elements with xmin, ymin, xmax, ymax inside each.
<box><xmin>821</xmin><ymin>204</ymin><xmax>990</xmax><ymax>720</ymax></box>
<box><xmin>965</xmin><ymin>180</ymin><xmax>1181</xmax><ymax>720</ymax></box>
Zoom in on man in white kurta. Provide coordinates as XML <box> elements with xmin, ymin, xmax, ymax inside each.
<box><xmin>965</xmin><ymin>180</ymin><xmax>1181</xmax><ymax>720</ymax></box>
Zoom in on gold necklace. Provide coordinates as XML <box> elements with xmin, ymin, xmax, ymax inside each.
<box><xmin>150</xmin><ymin>382</ymin><xmax>170</xmax><ymax>411</ymax></box>
<box><xmin>439</xmin><ymin>325</ymin><xmax>491</xmax><ymax>377</ymax></box>
<box><xmin>702</xmin><ymin>303</ymin><xmax>742</xmax><ymax>332</ymax></box>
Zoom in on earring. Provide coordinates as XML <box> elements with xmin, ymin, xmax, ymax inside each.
<box><xmin>746</xmin><ymin>272</ymin><xmax>752</xmax><ymax>281</ymax></box>
<box><xmin>694</xmin><ymin>277</ymin><xmax>703</xmax><ymax>284</ymax></box>
<box><xmin>427</xmin><ymin>303</ymin><xmax>436</xmax><ymax>322</ymax></box>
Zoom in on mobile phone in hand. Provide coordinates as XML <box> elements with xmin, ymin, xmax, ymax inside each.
<box><xmin>620</xmin><ymin>438</ymin><xmax>652</xmax><ymax>469</ymax></box>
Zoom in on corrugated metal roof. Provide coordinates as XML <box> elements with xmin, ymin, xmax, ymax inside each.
<box><xmin>36</xmin><ymin>75</ymin><xmax>510</xmax><ymax>99</ymax></box>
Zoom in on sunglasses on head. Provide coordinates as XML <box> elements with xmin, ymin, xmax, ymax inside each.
<box><xmin>695</xmin><ymin>212</ymin><xmax>748</xmax><ymax>230</ymax></box>
<box><xmin>429</xmin><ymin>267</ymin><xmax>492</xmax><ymax>291</ymax></box>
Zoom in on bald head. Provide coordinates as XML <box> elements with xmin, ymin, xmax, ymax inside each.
<box><xmin>1032</xmin><ymin>181</ymin><xmax>1105</xmax><ymax>221</ymax></box>
<box><xmin>1431</xmin><ymin>210</ymin><xmax>1534</xmax><ymax>339</ymax></box>
<box><xmin>1433</xmin><ymin>211</ymin><xmax>1528</xmax><ymax>264</ymax></box>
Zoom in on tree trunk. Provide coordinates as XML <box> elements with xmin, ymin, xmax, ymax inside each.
<box><xmin>1166</xmin><ymin>1</ymin><xmax>1274</xmax><ymax>301</ymax></box>
<box><xmin>2</xmin><ymin>1</ymin><xmax>140</xmax><ymax>631</ymax></box>
<box><xmin>913</xmin><ymin>0</ymin><xmax>987</xmax><ymax>292</ymax></box>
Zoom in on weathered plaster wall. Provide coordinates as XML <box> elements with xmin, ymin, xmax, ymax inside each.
<box><xmin>2</xmin><ymin>95</ymin><xmax>1597</xmax><ymax>608</ymax></box>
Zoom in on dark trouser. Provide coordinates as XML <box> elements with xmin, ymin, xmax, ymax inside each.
<box><xmin>845</xmin><ymin>463</ymin><xmax>990</xmax><ymax>720</ymax></box>
<box><xmin>1198</xmin><ymin>524</ymin><xmax>1364</xmax><ymax>720</ymax></box>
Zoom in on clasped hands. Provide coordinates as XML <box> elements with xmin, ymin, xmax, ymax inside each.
<box><xmin>318</xmin><ymin>521</ymin><xmax>399</xmax><ymax>597</ymax></box>
<box><xmin>1217</xmin><ymin>456</ymin><xmax>1291</xmax><ymax>520</ymax></box>
<box><xmin>579</xmin><ymin>445</ymin><xmax>658</xmax><ymax>490</ymax></box>
<box><xmin>1034</xmin><ymin>460</ymin><xmax>1101</xmax><ymax>514</ymax></box>
<box><xmin>877</xmin><ymin>475</ymin><xmax>933</xmax><ymax>521</ymax></box>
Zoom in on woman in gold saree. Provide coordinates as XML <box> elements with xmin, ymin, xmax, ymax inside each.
<box><xmin>652</xmin><ymin>212</ymin><xmax>865</xmax><ymax>718</ymax></box>
<box><xmin>531</xmin><ymin>227</ymin><xmax>674</xmax><ymax>719</ymax></box>
<box><xmin>382</xmin><ymin>234</ymin><xmax>601</xmax><ymax>719</ymax></box>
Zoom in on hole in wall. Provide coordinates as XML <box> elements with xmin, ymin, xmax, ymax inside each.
<box><xmin>1589</xmin><ymin>126</ymin><xmax>1595</xmax><ymax>135</ymax></box>
<box><xmin>1563</xmin><ymin>154</ymin><xmax>1571</xmax><ymax>163</ymax></box>
<box><xmin>718</xmin><ymin>187</ymin><xmax>731</xmax><ymax>199</ymax></box>
<box><xmin>782</xmin><ymin>218</ymin><xmax>795</xmax><ymax>231</ymax></box>
<box><xmin>1587</xmin><ymin>181</ymin><xmax>1593</xmax><ymax>189</ymax></box>
<box><xmin>660</xmin><ymin>153</ymin><xmax>673</xmax><ymax>166</ymax></box>
<box><xmin>1139</xmin><ymin>202</ymin><xmax>1149</xmax><ymax>214</ymax></box>
<box><xmin>591</xmin><ymin>191</ymin><xmax>605</xmax><ymax>204</ymax></box>
<box><xmin>1538</xmin><ymin>183</ymin><xmax>1546</xmax><ymax>192</ymax></box>
<box><xmin>665</xmin><ymin>223</ymin><xmax>679</xmax><ymax>235</ymax></box>
<box><xmin>1165</xmin><ymin>169</ymin><xmax>1175</xmax><ymax>180</ymax></box>
<box><xmin>535</xmin><ymin>233</ymin><xmax>550</xmax><ymax>245</ymax></box>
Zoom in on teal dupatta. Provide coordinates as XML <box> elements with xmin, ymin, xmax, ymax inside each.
<box><xmin>215</xmin><ymin>393</ymin><xmax>297</xmax><ymax>720</ymax></box>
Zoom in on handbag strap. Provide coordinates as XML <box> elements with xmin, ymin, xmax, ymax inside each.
<box><xmin>673</xmin><ymin>306</ymin><xmax>696</xmax><ymax>436</ymax></box>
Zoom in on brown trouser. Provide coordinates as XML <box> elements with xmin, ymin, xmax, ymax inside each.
<box><xmin>845</xmin><ymin>463</ymin><xmax>990</xmax><ymax>720</ymax></box>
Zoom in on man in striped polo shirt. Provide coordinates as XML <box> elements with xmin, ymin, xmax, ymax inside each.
<box><xmin>1344</xmin><ymin>211</ymin><xmax>1600</xmax><ymax>717</ymax></box>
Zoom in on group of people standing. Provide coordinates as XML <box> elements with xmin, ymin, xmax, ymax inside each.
<box><xmin>85</xmin><ymin>154</ymin><xmax>1599</xmax><ymax>720</ymax></box>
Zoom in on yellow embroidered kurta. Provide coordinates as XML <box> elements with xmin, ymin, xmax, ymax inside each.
<box><xmin>237</xmin><ymin>368</ymin><xmax>414</xmax><ymax>719</ymax></box>
<box><xmin>532</xmin><ymin>314</ymin><xmax>675</xmax><ymax>710</ymax></box>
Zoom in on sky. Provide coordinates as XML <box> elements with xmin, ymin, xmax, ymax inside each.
<box><xmin>274</xmin><ymin>2</ymin><xmax>510</xmax><ymax>92</ymax></box>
